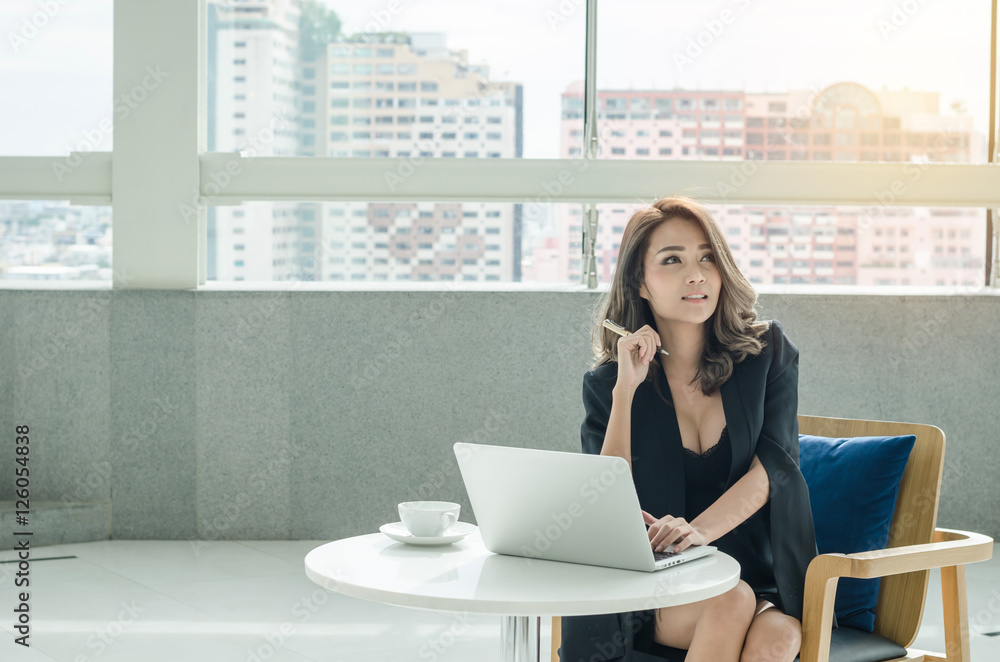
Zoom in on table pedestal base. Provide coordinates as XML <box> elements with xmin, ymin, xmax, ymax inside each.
<box><xmin>501</xmin><ymin>615</ymin><xmax>541</xmax><ymax>662</ymax></box>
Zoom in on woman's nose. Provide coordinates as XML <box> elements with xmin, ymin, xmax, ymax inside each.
<box><xmin>687</xmin><ymin>266</ymin><xmax>706</xmax><ymax>283</ymax></box>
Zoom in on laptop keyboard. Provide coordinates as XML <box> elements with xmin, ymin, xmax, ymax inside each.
<box><xmin>653</xmin><ymin>549</ymin><xmax>681</xmax><ymax>561</ymax></box>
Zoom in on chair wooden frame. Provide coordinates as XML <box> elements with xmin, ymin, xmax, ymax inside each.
<box><xmin>551</xmin><ymin>414</ymin><xmax>994</xmax><ymax>662</ymax></box>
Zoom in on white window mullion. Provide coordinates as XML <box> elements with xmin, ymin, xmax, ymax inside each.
<box><xmin>194</xmin><ymin>155</ymin><xmax>1000</xmax><ymax>209</ymax></box>
<box><xmin>5</xmin><ymin>153</ymin><xmax>1000</xmax><ymax>211</ymax></box>
<box><xmin>111</xmin><ymin>0</ymin><xmax>203</xmax><ymax>288</ymax></box>
<box><xmin>0</xmin><ymin>153</ymin><xmax>111</xmax><ymax>204</ymax></box>
<box><xmin>198</xmin><ymin>0</ymin><xmax>209</xmax><ymax>287</ymax></box>
<box><xmin>581</xmin><ymin>0</ymin><xmax>599</xmax><ymax>288</ymax></box>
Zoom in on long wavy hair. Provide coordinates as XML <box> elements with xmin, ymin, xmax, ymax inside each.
<box><xmin>587</xmin><ymin>195</ymin><xmax>770</xmax><ymax>405</ymax></box>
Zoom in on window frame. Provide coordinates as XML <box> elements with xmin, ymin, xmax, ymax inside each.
<box><xmin>0</xmin><ymin>0</ymin><xmax>996</xmax><ymax>289</ymax></box>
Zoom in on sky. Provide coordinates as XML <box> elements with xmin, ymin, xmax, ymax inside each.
<box><xmin>0</xmin><ymin>0</ymin><xmax>992</xmax><ymax>158</ymax></box>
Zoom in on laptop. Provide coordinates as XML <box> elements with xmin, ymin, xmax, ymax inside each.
<box><xmin>453</xmin><ymin>442</ymin><xmax>717</xmax><ymax>572</ymax></box>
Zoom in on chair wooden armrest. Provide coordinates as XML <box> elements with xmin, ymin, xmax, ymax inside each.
<box><xmin>799</xmin><ymin>528</ymin><xmax>994</xmax><ymax>662</ymax></box>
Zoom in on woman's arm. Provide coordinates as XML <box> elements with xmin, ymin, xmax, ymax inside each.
<box><xmin>691</xmin><ymin>453</ymin><xmax>770</xmax><ymax>545</ymax></box>
<box><xmin>581</xmin><ymin>367</ymin><xmax>635</xmax><ymax>473</ymax></box>
<box><xmin>602</xmin><ymin>384</ymin><xmax>636</xmax><ymax>473</ymax></box>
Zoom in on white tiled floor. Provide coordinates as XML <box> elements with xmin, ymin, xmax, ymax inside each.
<box><xmin>1</xmin><ymin>540</ymin><xmax>999</xmax><ymax>661</ymax></box>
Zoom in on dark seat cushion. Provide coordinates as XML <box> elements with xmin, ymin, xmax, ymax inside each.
<box><xmin>560</xmin><ymin>614</ymin><xmax>909</xmax><ymax>662</ymax></box>
<box><xmin>625</xmin><ymin>625</ymin><xmax>907</xmax><ymax>662</ymax></box>
<box><xmin>793</xmin><ymin>625</ymin><xmax>909</xmax><ymax>662</ymax></box>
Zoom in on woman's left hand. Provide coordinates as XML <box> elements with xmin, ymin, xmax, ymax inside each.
<box><xmin>642</xmin><ymin>510</ymin><xmax>708</xmax><ymax>553</ymax></box>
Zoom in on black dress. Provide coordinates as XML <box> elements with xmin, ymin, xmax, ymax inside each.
<box><xmin>630</xmin><ymin>426</ymin><xmax>782</xmax><ymax>659</ymax></box>
<box><xmin>683</xmin><ymin>425</ymin><xmax>781</xmax><ymax>607</ymax></box>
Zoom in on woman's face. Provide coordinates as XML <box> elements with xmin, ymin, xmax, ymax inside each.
<box><xmin>638</xmin><ymin>218</ymin><xmax>721</xmax><ymax>324</ymax></box>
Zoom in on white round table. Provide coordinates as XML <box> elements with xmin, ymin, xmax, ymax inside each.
<box><xmin>305</xmin><ymin>527</ymin><xmax>740</xmax><ymax>661</ymax></box>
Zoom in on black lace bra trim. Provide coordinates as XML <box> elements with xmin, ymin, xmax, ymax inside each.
<box><xmin>683</xmin><ymin>425</ymin><xmax>729</xmax><ymax>459</ymax></box>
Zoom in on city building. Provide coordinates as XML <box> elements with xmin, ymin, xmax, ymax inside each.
<box><xmin>300</xmin><ymin>32</ymin><xmax>523</xmax><ymax>282</ymax></box>
<box><xmin>207</xmin><ymin>0</ymin><xmax>302</xmax><ymax>281</ymax></box>
<box><xmin>542</xmin><ymin>82</ymin><xmax>984</xmax><ymax>286</ymax></box>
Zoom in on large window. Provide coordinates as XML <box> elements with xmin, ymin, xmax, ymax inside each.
<box><xmin>594</xmin><ymin>0</ymin><xmax>991</xmax><ymax>164</ymax></box>
<box><xmin>0</xmin><ymin>0</ymin><xmax>113</xmax><ymax>281</ymax></box>
<box><xmin>0</xmin><ymin>1</ymin><xmax>113</xmax><ymax>156</ymax></box>
<box><xmin>207</xmin><ymin>0</ymin><xmax>584</xmax><ymax>160</ymax></box>
<box><xmin>0</xmin><ymin>0</ymin><xmax>996</xmax><ymax>288</ymax></box>
<box><xmin>210</xmin><ymin>200</ymin><xmax>526</xmax><ymax>283</ymax></box>
<box><xmin>582</xmin><ymin>203</ymin><xmax>986</xmax><ymax>288</ymax></box>
<box><xmin>0</xmin><ymin>202</ymin><xmax>112</xmax><ymax>280</ymax></box>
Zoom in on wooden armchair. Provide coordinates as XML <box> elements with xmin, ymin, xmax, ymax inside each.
<box><xmin>797</xmin><ymin>414</ymin><xmax>993</xmax><ymax>662</ymax></box>
<box><xmin>551</xmin><ymin>415</ymin><xmax>994</xmax><ymax>662</ymax></box>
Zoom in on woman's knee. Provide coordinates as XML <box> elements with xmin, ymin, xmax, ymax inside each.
<box><xmin>652</xmin><ymin>581</ymin><xmax>755</xmax><ymax>650</ymax></box>
<box><xmin>741</xmin><ymin>613</ymin><xmax>802</xmax><ymax>662</ymax></box>
<box><xmin>706</xmin><ymin>580</ymin><xmax>757</xmax><ymax>620</ymax></box>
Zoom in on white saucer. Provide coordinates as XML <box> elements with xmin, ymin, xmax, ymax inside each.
<box><xmin>379</xmin><ymin>521</ymin><xmax>477</xmax><ymax>545</ymax></box>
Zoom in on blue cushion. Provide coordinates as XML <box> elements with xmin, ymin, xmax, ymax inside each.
<box><xmin>798</xmin><ymin>433</ymin><xmax>916</xmax><ymax>632</ymax></box>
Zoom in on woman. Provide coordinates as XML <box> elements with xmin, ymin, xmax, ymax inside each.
<box><xmin>561</xmin><ymin>196</ymin><xmax>830</xmax><ymax>662</ymax></box>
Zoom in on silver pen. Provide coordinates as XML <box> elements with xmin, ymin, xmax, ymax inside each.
<box><xmin>602</xmin><ymin>318</ymin><xmax>669</xmax><ymax>356</ymax></box>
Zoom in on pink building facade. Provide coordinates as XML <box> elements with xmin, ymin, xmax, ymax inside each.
<box><xmin>534</xmin><ymin>82</ymin><xmax>984</xmax><ymax>287</ymax></box>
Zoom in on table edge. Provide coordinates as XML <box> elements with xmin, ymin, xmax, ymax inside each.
<box><xmin>303</xmin><ymin>555</ymin><xmax>742</xmax><ymax>616</ymax></box>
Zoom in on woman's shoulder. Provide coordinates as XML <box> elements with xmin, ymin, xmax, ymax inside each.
<box><xmin>764</xmin><ymin>318</ymin><xmax>797</xmax><ymax>354</ymax></box>
<box><xmin>749</xmin><ymin>319</ymin><xmax>794</xmax><ymax>355</ymax></box>
<box><xmin>586</xmin><ymin>361</ymin><xmax>619</xmax><ymax>381</ymax></box>
<box><xmin>754</xmin><ymin>319</ymin><xmax>798</xmax><ymax>380</ymax></box>
<box><xmin>581</xmin><ymin>362</ymin><xmax>619</xmax><ymax>413</ymax></box>
<box><xmin>582</xmin><ymin>362</ymin><xmax>619</xmax><ymax>397</ymax></box>
<box><xmin>731</xmin><ymin>319</ymin><xmax>796</xmax><ymax>379</ymax></box>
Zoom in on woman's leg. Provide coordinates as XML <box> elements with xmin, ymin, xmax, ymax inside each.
<box><xmin>738</xmin><ymin>598</ymin><xmax>802</xmax><ymax>662</ymax></box>
<box><xmin>652</xmin><ymin>579</ymin><xmax>758</xmax><ymax>662</ymax></box>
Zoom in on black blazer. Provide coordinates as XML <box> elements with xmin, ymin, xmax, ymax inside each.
<box><xmin>561</xmin><ymin>319</ymin><xmax>833</xmax><ymax>662</ymax></box>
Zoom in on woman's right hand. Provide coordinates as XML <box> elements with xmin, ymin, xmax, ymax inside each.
<box><xmin>616</xmin><ymin>324</ymin><xmax>662</xmax><ymax>393</ymax></box>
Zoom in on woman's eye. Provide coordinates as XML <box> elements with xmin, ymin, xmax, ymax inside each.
<box><xmin>661</xmin><ymin>254</ymin><xmax>714</xmax><ymax>265</ymax></box>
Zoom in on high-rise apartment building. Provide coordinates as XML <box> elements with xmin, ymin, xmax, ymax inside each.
<box><xmin>208</xmin><ymin>4</ymin><xmax>525</xmax><ymax>283</ymax></box>
<box><xmin>543</xmin><ymin>82</ymin><xmax>984</xmax><ymax>287</ymax></box>
<box><xmin>207</xmin><ymin>0</ymin><xmax>302</xmax><ymax>281</ymax></box>
<box><xmin>300</xmin><ymin>32</ymin><xmax>523</xmax><ymax>282</ymax></box>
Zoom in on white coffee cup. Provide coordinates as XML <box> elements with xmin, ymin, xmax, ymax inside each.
<box><xmin>398</xmin><ymin>501</ymin><xmax>460</xmax><ymax>537</ymax></box>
